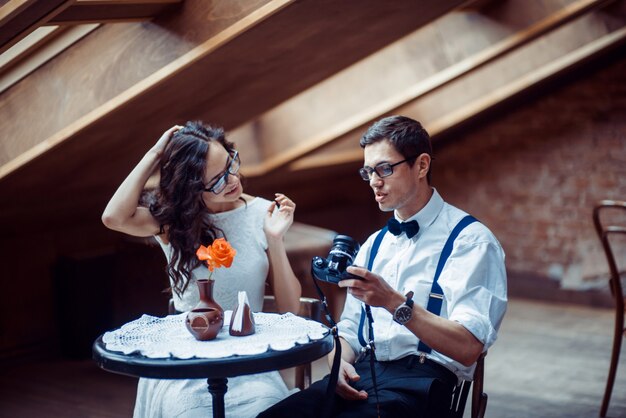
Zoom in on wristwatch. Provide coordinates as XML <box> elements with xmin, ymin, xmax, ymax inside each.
<box><xmin>393</xmin><ymin>291</ymin><xmax>414</xmax><ymax>325</ymax></box>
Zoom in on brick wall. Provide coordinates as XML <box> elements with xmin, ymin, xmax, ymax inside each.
<box><xmin>433</xmin><ymin>55</ymin><xmax>626</xmax><ymax>296</ymax></box>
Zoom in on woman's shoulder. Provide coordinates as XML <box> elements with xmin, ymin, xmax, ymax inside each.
<box><xmin>153</xmin><ymin>233</ymin><xmax>174</xmax><ymax>258</ymax></box>
<box><xmin>155</xmin><ymin>225</ymin><xmax>170</xmax><ymax>244</ymax></box>
<box><xmin>242</xmin><ymin>193</ymin><xmax>269</xmax><ymax>203</ymax></box>
<box><xmin>242</xmin><ymin>194</ymin><xmax>272</xmax><ymax>211</ymax></box>
<box><xmin>211</xmin><ymin>195</ymin><xmax>271</xmax><ymax>225</ymax></box>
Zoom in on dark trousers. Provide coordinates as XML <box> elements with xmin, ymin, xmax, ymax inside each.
<box><xmin>258</xmin><ymin>354</ymin><xmax>457</xmax><ymax>418</ymax></box>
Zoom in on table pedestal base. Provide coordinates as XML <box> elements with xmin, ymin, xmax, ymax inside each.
<box><xmin>207</xmin><ymin>377</ymin><xmax>228</xmax><ymax>418</ymax></box>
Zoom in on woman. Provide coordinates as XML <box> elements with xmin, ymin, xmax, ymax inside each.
<box><xmin>102</xmin><ymin>121</ymin><xmax>302</xmax><ymax>417</ymax></box>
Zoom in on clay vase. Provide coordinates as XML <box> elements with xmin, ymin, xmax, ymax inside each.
<box><xmin>185</xmin><ymin>279</ymin><xmax>224</xmax><ymax>341</ymax></box>
<box><xmin>194</xmin><ymin>279</ymin><xmax>224</xmax><ymax>313</ymax></box>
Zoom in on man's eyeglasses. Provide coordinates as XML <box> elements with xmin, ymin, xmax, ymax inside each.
<box><xmin>204</xmin><ymin>150</ymin><xmax>240</xmax><ymax>194</ymax></box>
<box><xmin>358</xmin><ymin>155</ymin><xmax>419</xmax><ymax>181</ymax></box>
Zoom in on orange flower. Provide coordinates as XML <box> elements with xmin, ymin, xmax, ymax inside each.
<box><xmin>196</xmin><ymin>238</ymin><xmax>237</xmax><ymax>275</ymax></box>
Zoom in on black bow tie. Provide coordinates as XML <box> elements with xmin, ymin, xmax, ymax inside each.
<box><xmin>387</xmin><ymin>218</ymin><xmax>420</xmax><ymax>239</ymax></box>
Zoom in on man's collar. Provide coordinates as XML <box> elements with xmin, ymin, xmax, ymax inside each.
<box><xmin>394</xmin><ymin>188</ymin><xmax>443</xmax><ymax>230</ymax></box>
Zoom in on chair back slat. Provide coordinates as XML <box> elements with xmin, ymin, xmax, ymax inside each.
<box><xmin>450</xmin><ymin>352</ymin><xmax>487</xmax><ymax>418</ymax></box>
<box><xmin>593</xmin><ymin>200</ymin><xmax>626</xmax><ymax>309</ymax></box>
<box><xmin>592</xmin><ymin>200</ymin><xmax>626</xmax><ymax>417</ymax></box>
<box><xmin>450</xmin><ymin>380</ymin><xmax>471</xmax><ymax>418</ymax></box>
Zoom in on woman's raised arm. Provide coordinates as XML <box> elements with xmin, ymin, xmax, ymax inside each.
<box><xmin>264</xmin><ymin>193</ymin><xmax>302</xmax><ymax>314</ymax></box>
<box><xmin>101</xmin><ymin>125</ymin><xmax>180</xmax><ymax>237</ymax></box>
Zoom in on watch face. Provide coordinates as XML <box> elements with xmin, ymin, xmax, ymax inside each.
<box><xmin>394</xmin><ymin>305</ymin><xmax>412</xmax><ymax>324</ymax></box>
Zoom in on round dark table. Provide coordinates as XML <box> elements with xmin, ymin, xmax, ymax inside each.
<box><xmin>93</xmin><ymin>327</ymin><xmax>333</xmax><ymax>418</ymax></box>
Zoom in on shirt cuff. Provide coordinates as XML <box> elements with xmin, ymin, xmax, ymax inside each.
<box><xmin>449</xmin><ymin>307</ymin><xmax>497</xmax><ymax>349</ymax></box>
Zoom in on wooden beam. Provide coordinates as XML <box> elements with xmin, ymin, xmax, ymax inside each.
<box><xmin>49</xmin><ymin>0</ymin><xmax>182</xmax><ymax>25</ymax></box>
<box><xmin>287</xmin><ymin>16</ymin><xmax>626</xmax><ymax>172</ymax></box>
<box><xmin>239</xmin><ymin>0</ymin><xmax>618</xmax><ymax>177</ymax></box>
<box><xmin>457</xmin><ymin>0</ymin><xmax>500</xmax><ymax>11</ymax></box>
<box><xmin>0</xmin><ymin>25</ymin><xmax>58</xmax><ymax>66</ymax></box>
<box><xmin>426</xmin><ymin>27</ymin><xmax>626</xmax><ymax>136</ymax></box>
<box><xmin>0</xmin><ymin>24</ymin><xmax>99</xmax><ymax>94</ymax></box>
<box><xmin>0</xmin><ymin>0</ymin><xmax>74</xmax><ymax>54</ymax></box>
<box><xmin>0</xmin><ymin>0</ymin><xmax>180</xmax><ymax>55</ymax></box>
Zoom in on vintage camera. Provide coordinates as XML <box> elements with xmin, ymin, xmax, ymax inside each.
<box><xmin>311</xmin><ymin>235</ymin><xmax>361</xmax><ymax>284</ymax></box>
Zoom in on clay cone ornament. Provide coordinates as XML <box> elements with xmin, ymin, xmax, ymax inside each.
<box><xmin>229</xmin><ymin>291</ymin><xmax>256</xmax><ymax>336</ymax></box>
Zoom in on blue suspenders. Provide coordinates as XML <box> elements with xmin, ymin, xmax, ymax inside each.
<box><xmin>358</xmin><ymin>215</ymin><xmax>478</xmax><ymax>354</ymax></box>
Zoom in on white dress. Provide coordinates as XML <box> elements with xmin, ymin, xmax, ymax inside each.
<box><xmin>134</xmin><ymin>197</ymin><xmax>296</xmax><ymax>418</ymax></box>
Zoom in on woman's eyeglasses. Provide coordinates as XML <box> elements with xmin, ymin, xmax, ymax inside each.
<box><xmin>358</xmin><ymin>154</ymin><xmax>419</xmax><ymax>181</ymax></box>
<box><xmin>204</xmin><ymin>151</ymin><xmax>240</xmax><ymax>194</ymax></box>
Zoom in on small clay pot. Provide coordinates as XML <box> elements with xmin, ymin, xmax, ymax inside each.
<box><xmin>185</xmin><ymin>307</ymin><xmax>224</xmax><ymax>341</ymax></box>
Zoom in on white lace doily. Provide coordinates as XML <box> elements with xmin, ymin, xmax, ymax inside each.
<box><xmin>102</xmin><ymin>311</ymin><xmax>329</xmax><ymax>359</ymax></box>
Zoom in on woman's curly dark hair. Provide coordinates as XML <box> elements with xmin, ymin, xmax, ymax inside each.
<box><xmin>146</xmin><ymin>121</ymin><xmax>238</xmax><ymax>296</ymax></box>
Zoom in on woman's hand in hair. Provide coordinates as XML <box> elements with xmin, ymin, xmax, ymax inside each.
<box><xmin>151</xmin><ymin>125</ymin><xmax>182</xmax><ymax>157</ymax></box>
<box><xmin>264</xmin><ymin>193</ymin><xmax>295</xmax><ymax>241</ymax></box>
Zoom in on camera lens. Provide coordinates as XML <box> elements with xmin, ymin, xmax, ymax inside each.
<box><xmin>330</xmin><ymin>235</ymin><xmax>359</xmax><ymax>258</ymax></box>
<box><xmin>311</xmin><ymin>234</ymin><xmax>360</xmax><ymax>284</ymax></box>
<box><xmin>328</xmin><ymin>235</ymin><xmax>360</xmax><ymax>273</ymax></box>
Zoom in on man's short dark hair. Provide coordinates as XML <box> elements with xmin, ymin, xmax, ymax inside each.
<box><xmin>360</xmin><ymin>115</ymin><xmax>433</xmax><ymax>183</ymax></box>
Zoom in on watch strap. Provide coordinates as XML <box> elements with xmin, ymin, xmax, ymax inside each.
<box><xmin>405</xmin><ymin>291</ymin><xmax>414</xmax><ymax>308</ymax></box>
<box><xmin>393</xmin><ymin>291</ymin><xmax>414</xmax><ymax>325</ymax></box>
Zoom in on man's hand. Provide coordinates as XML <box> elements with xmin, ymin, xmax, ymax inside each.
<box><xmin>339</xmin><ymin>266</ymin><xmax>405</xmax><ymax>313</ymax></box>
<box><xmin>335</xmin><ymin>359</ymin><xmax>368</xmax><ymax>400</ymax></box>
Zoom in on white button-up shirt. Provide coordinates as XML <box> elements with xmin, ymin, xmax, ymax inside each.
<box><xmin>337</xmin><ymin>189</ymin><xmax>507</xmax><ymax>380</ymax></box>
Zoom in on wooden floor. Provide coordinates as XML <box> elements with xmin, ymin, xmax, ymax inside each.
<box><xmin>483</xmin><ymin>299</ymin><xmax>626</xmax><ymax>418</ymax></box>
<box><xmin>0</xmin><ymin>298</ymin><xmax>624</xmax><ymax>418</ymax></box>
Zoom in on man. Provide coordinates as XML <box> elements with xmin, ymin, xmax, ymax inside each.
<box><xmin>259</xmin><ymin>116</ymin><xmax>507</xmax><ymax>417</ymax></box>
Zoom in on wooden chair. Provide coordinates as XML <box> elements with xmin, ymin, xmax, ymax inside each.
<box><xmin>449</xmin><ymin>352</ymin><xmax>488</xmax><ymax>418</ymax></box>
<box><xmin>593</xmin><ymin>200</ymin><xmax>626</xmax><ymax>417</ymax></box>
<box><xmin>262</xmin><ymin>295</ymin><xmax>323</xmax><ymax>390</ymax></box>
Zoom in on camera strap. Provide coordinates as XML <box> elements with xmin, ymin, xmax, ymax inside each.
<box><xmin>310</xmin><ymin>228</ymin><xmax>385</xmax><ymax>418</ymax></box>
<box><xmin>310</xmin><ymin>266</ymin><xmax>342</xmax><ymax>418</ymax></box>
<box><xmin>309</xmin><ymin>226</ymin><xmax>386</xmax><ymax>417</ymax></box>
<box><xmin>358</xmin><ymin>225</ymin><xmax>389</xmax><ymax>417</ymax></box>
